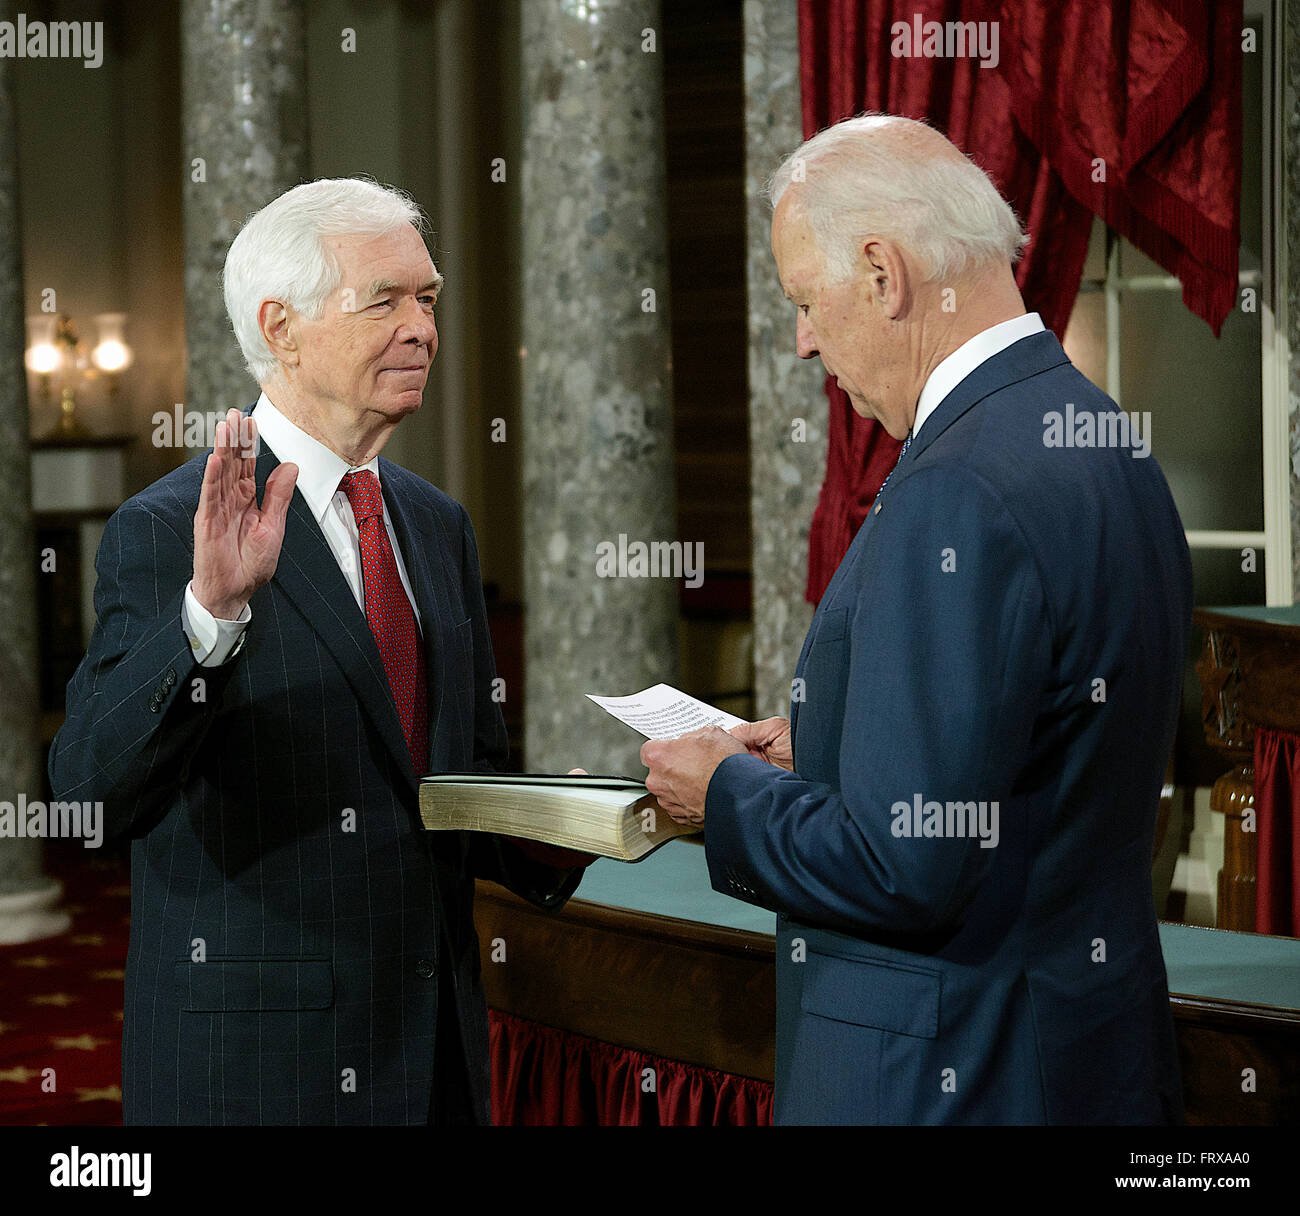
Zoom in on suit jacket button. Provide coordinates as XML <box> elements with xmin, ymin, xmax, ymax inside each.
<box><xmin>148</xmin><ymin>697</ymin><xmax>160</xmax><ymax>712</ymax></box>
<box><xmin>415</xmin><ymin>958</ymin><xmax>435</xmax><ymax>978</ymax></box>
<box><xmin>165</xmin><ymin>669</ymin><xmax>177</xmax><ymax>687</ymax></box>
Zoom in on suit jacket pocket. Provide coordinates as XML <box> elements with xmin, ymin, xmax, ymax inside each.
<box><xmin>174</xmin><ymin>957</ymin><xmax>334</xmax><ymax>1012</ymax></box>
<box><xmin>801</xmin><ymin>949</ymin><xmax>941</xmax><ymax>1038</ymax></box>
<box><xmin>811</xmin><ymin>606</ymin><xmax>848</xmax><ymax>645</ymax></box>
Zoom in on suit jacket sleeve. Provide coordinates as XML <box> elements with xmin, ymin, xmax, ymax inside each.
<box><xmin>704</xmin><ymin>467</ymin><xmax>1052</xmax><ymax>938</ymax></box>
<box><xmin>47</xmin><ymin>500</ymin><xmax>242</xmax><ymax>843</ymax></box>
<box><xmin>454</xmin><ymin>503</ymin><xmax>584</xmax><ymax>911</ymax></box>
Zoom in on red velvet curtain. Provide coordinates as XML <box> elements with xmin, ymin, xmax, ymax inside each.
<box><xmin>1252</xmin><ymin>728</ymin><xmax>1300</xmax><ymax>937</ymax></box>
<box><xmin>489</xmin><ymin>1009</ymin><xmax>773</xmax><ymax>1125</ymax></box>
<box><xmin>799</xmin><ymin>0</ymin><xmax>1242</xmax><ymax>603</ymax></box>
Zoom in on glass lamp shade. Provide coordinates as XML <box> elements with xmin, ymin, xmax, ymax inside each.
<box><xmin>25</xmin><ymin>314</ymin><xmax>61</xmax><ymax>375</ymax></box>
<box><xmin>91</xmin><ymin>313</ymin><xmax>132</xmax><ymax>373</ymax></box>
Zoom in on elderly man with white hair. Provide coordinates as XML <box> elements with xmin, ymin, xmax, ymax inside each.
<box><xmin>642</xmin><ymin>115</ymin><xmax>1192</xmax><ymax>1125</ymax></box>
<box><xmin>50</xmin><ymin>178</ymin><xmax>590</xmax><ymax>1126</ymax></box>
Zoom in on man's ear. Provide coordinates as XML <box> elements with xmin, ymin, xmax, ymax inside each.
<box><xmin>259</xmin><ymin>299</ymin><xmax>299</xmax><ymax>368</ymax></box>
<box><xmin>861</xmin><ymin>237</ymin><xmax>910</xmax><ymax>320</ymax></box>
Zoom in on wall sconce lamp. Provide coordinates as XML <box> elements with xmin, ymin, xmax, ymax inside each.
<box><xmin>25</xmin><ymin>312</ymin><xmax>132</xmax><ymax>440</ymax></box>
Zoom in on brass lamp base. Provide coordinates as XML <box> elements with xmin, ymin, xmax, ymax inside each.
<box><xmin>42</xmin><ymin>387</ymin><xmax>94</xmax><ymax>441</ymax></box>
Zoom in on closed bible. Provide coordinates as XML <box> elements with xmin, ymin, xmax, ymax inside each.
<box><xmin>419</xmin><ymin>773</ymin><xmax>698</xmax><ymax>861</ymax></box>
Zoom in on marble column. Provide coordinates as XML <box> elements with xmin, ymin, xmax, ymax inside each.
<box><xmin>521</xmin><ymin>0</ymin><xmax>679</xmax><ymax>774</ymax></box>
<box><xmin>743</xmin><ymin>0</ymin><xmax>828</xmax><ymax>717</ymax></box>
<box><xmin>0</xmin><ymin>30</ymin><xmax>70</xmax><ymax>943</ymax></box>
<box><xmin>1286</xmin><ymin>6</ymin><xmax>1300</xmax><ymax>597</ymax></box>
<box><xmin>182</xmin><ymin>0</ymin><xmax>307</xmax><ymax>417</ymax></box>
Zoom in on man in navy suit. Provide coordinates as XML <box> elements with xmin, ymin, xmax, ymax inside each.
<box><xmin>642</xmin><ymin>115</ymin><xmax>1191</xmax><ymax>1124</ymax></box>
<box><xmin>49</xmin><ymin>179</ymin><xmax>587</xmax><ymax>1125</ymax></box>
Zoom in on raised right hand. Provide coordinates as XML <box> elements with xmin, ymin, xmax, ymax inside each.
<box><xmin>192</xmin><ymin>408</ymin><xmax>298</xmax><ymax>620</ymax></box>
<box><xmin>728</xmin><ymin>717</ymin><xmax>794</xmax><ymax>770</ymax></box>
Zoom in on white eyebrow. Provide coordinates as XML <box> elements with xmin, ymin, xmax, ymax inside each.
<box><xmin>365</xmin><ymin>276</ymin><xmax>443</xmax><ymax>301</ymax></box>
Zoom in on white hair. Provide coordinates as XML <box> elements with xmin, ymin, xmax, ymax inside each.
<box><xmin>767</xmin><ymin>114</ymin><xmax>1028</xmax><ymax>283</ymax></box>
<box><xmin>223</xmin><ymin>177</ymin><xmax>436</xmax><ymax>384</ymax></box>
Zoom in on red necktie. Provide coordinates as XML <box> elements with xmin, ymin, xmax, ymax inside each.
<box><xmin>339</xmin><ymin>471</ymin><xmax>428</xmax><ymax>774</ymax></box>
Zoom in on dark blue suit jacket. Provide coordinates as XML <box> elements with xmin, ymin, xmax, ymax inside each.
<box><xmin>49</xmin><ymin>424</ymin><xmax>580</xmax><ymax>1125</ymax></box>
<box><xmin>706</xmin><ymin>330</ymin><xmax>1191</xmax><ymax>1124</ymax></box>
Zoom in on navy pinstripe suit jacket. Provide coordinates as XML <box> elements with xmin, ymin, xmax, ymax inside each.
<box><xmin>49</xmin><ymin>424</ymin><xmax>580</xmax><ymax>1125</ymax></box>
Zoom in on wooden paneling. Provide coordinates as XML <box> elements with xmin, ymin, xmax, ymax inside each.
<box><xmin>476</xmin><ymin>883</ymin><xmax>775</xmax><ymax>1079</ymax></box>
<box><xmin>479</xmin><ymin>882</ymin><xmax>1300</xmax><ymax>1123</ymax></box>
<box><xmin>1171</xmin><ymin>995</ymin><xmax>1300</xmax><ymax>1125</ymax></box>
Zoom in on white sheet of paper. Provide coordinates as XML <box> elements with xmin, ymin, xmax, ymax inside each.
<box><xmin>586</xmin><ymin>683</ymin><xmax>747</xmax><ymax>740</ymax></box>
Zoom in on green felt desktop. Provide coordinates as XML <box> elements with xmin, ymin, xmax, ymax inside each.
<box><xmin>576</xmin><ymin>838</ymin><xmax>1300</xmax><ymax>1013</ymax></box>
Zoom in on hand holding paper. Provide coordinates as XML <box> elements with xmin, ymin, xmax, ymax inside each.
<box><xmin>585</xmin><ymin>682</ymin><xmax>754</xmax><ymax>827</ymax></box>
<box><xmin>727</xmin><ymin>716</ymin><xmax>794</xmax><ymax>770</ymax></box>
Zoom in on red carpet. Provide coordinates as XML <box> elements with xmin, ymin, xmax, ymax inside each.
<box><xmin>0</xmin><ymin>845</ymin><xmax>129</xmax><ymax>1125</ymax></box>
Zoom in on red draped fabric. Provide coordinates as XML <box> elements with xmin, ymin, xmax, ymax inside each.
<box><xmin>1252</xmin><ymin>728</ymin><xmax>1300</xmax><ymax>937</ymax></box>
<box><xmin>489</xmin><ymin>1009</ymin><xmax>773</xmax><ymax>1126</ymax></box>
<box><xmin>798</xmin><ymin>0</ymin><xmax>1242</xmax><ymax>603</ymax></box>
<box><xmin>999</xmin><ymin>0</ymin><xmax>1242</xmax><ymax>332</ymax></box>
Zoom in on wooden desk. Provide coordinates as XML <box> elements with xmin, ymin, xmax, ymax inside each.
<box><xmin>1195</xmin><ymin>605</ymin><xmax>1300</xmax><ymax>931</ymax></box>
<box><xmin>478</xmin><ymin>842</ymin><xmax>1300</xmax><ymax>1124</ymax></box>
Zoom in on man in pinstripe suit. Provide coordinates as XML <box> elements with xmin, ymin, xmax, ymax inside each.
<box><xmin>49</xmin><ymin>179</ymin><xmax>588</xmax><ymax>1125</ymax></box>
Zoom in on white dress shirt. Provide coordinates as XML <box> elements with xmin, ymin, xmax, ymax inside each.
<box><xmin>182</xmin><ymin>392</ymin><xmax>422</xmax><ymax>667</ymax></box>
<box><xmin>911</xmin><ymin>312</ymin><xmax>1045</xmax><ymax>438</ymax></box>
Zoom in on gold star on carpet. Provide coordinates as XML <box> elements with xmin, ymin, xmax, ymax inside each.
<box><xmin>51</xmin><ymin>1034</ymin><xmax>111</xmax><ymax>1052</ymax></box>
<box><xmin>0</xmin><ymin>1066</ymin><xmax>40</xmax><ymax>1083</ymax></box>
<box><xmin>112</xmin><ymin>1011</ymin><xmax>124</xmax><ymax>1022</ymax></box>
<box><xmin>29</xmin><ymin>993</ymin><xmax>76</xmax><ymax>1007</ymax></box>
<box><xmin>91</xmin><ymin>969</ymin><xmax>125</xmax><ymax>981</ymax></box>
<box><xmin>14</xmin><ymin>956</ymin><xmax>57</xmax><ymax>968</ymax></box>
<box><xmin>0</xmin><ymin>1021</ymin><xmax>15</xmax><ymax>1035</ymax></box>
<box><xmin>70</xmin><ymin>934</ymin><xmax>104</xmax><ymax>947</ymax></box>
<box><xmin>75</xmin><ymin>1085</ymin><xmax>122</xmax><ymax>1103</ymax></box>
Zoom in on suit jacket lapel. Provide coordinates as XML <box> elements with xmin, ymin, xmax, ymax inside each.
<box><xmin>887</xmin><ymin>330</ymin><xmax>1073</xmax><ymax>492</ymax></box>
<box><xmin>253</xmin><ymin>443</ymin><xmax>420</xmax><ymax>790</ymax></box>
<box><xmin>791</xmin><ymin>505</ymin><xmax>879</xmax><ymax>745</ymax></box>
<box><xmin>792</xmin><ymin>333</ymin><xmax>1071</xmax><ymax>744</ymax></box>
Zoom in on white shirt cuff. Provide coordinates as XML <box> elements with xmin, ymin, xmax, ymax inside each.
<box><xmin>182</xmin><ymin>581</ymin><xmax>251</xmax><ymax>666</ymax></box>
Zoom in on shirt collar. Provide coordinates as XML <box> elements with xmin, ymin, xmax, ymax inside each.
<box><xmin>250</xmin><ymin>392</ymin><xmax>381</xmax><ymax>526</ymax></box>
<box><xmin>911</xmin><ymin>312</ymin><xmax>1046</xmax><ymax>439</ymax></box>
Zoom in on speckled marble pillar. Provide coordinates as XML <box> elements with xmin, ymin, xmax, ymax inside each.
<box><xmin>1286</xmin><ymin>6</ymin><xmax>1300</xmax><ymax>598</ymax></box>
<box><xmin>521</xmin><ymin>0</ymin><xmax>679</xmax><ymax>774</ymax></box>
<box><xmin>0</xmin><ymin>34</ymin><xmax>69</xmax><ymax>942</ymax></box>
<box><xmin>182</xmin><ymin>0</ymin><xmax>307</xmax><ymax>416</ymax></box>
<box><xmin>743</xmin><ymin>0</ymin><xmax>828</xmax><ymax>718</ymax></box>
